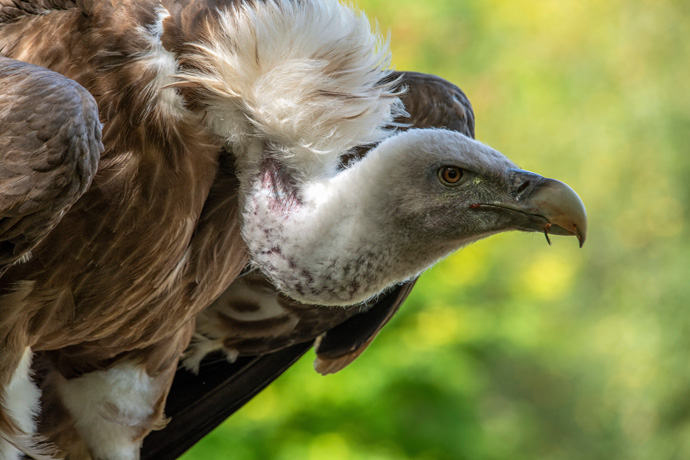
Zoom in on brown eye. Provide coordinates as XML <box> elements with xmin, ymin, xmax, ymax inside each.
<box><xmin>439</xmin><ymin>166</ymin><xmax>464</xmax><ymax>185</ymax></box>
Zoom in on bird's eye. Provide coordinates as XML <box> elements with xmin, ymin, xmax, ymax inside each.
<box><xmin>438</xmin><ymin>166</ymin><xmax>464</xmax><ymax>186</ymax></box>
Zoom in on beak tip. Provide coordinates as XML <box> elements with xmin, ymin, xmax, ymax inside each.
<box><xmin>533</xmin><ymin>178</ymin><xmax>587</xmax><ymax>249</ymax></box>
<box><xmin>576</xmin><ymin>226</ymin><xmax>586</xmax><ymax>248</ymax></box>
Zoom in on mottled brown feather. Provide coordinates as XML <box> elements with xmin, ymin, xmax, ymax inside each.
<box><xmin>344</xmin><ymin>70</ymin><xmax>474</xmax><ymax>165</ymax></box>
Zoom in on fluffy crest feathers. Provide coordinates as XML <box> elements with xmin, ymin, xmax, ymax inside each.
<box><xmin>174</xmin><ymin>0</ymin><xmax>405</xmax><ymax>175</ymax></box>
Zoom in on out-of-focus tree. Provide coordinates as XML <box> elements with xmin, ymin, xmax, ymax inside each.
<box><xmin>182</xmin><ymin>1</ymin><xmax>690</xmax><ymax>459</ymax></box>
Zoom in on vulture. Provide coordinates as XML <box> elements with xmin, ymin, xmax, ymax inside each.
<box><xmin>0</xmin><ymin>0</ymin><xmax>587</xmax><ymax>459</ymax></box>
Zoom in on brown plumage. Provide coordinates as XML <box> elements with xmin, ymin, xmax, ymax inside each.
<box><xmin>0</xmin><ymin>1</ymin><xmax>586</xmax><ymax>459</ymax></box>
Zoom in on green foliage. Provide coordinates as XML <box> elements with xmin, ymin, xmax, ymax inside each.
<box><xmin>182</xmin><ymin>1</ymin><xmax>690</xmax><ymax>458</ymax></box>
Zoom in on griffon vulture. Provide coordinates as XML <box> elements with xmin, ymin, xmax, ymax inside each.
<box><xmin>0</xmin><ymin>0</ymin><xmax>587</xmax><ymax>459</ymax></box>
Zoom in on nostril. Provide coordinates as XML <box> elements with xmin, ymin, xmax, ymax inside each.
<box><xmin>507</xmin><ymin>169</ymin><xmax>544</xmax><ymax>198</ymax></box>
<box><xmin>516</xmin><ymin>181</ymin><xmax>531</xmax><ymax>195</ymax></box>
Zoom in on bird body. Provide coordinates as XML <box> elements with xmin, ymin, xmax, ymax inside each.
<box><xmin>0</xmin><ymin>0</ymin><xmax>586</xmax><ymax>458</ymax></box>
<box><xmin>0</xmin><ymin>1</ymin><xmax>247</xmax><ymax>457</ymax></box>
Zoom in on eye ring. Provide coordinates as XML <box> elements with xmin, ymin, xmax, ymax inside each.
<box><xmin>438</xmin><ymin>166</ymin><xmax>464</xmax><ymax>186</ymax></box>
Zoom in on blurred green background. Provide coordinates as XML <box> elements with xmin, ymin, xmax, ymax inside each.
<box><xmin>182</xmin><ymin>0</ymin><xmax>690</xmax><ymax>459</ymax></box>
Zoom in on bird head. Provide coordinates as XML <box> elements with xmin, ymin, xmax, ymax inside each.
<box><xmin>359</xmin><ymin>129</ymin><xmax>586</xmax><ymax>263</ymax></box>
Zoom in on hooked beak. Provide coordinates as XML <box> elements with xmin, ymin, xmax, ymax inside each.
<box><xmin>472</xmin><ymin>169</ymin><xmax>587</xmax><ymax>247</ymax></box>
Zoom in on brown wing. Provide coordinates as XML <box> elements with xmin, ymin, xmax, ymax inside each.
<box><xmin>183</xmin><ymin>271</ymin><xmax>410</xmax><ymax>373</ymax></box>
<box><xmin>0</xmin><ymin>0</ymin><xmax>244</xmax><ymax>356</ymax></box>
<box><xmin>396</xmin><ymin>70</ymin><xmax>475</xmax><ymax>137</ymax></box>
<box><xmin>184</xmin><ymin>274</ymin><xmax>414</xmax><ymax>376</ymax></box>
<box><xmin>182</xmin><ymin>272</ymin><xmax>359</xmax><ymax>373</ymax></box>
<box><xmin>0</xmin><ymin>57</ymin><xmax>102</xmax><ymax>273</ymax></box>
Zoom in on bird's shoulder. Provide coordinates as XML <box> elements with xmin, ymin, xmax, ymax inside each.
<box><xmin>0</xmin><ymin>57</ymin><xmax>102</xmax><ymax>270</ymax></box>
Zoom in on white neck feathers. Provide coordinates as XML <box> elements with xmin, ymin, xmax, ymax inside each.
<box><xmin>241</xmin><ymin>133</ymin><xmax>431</xmax><ymax>306</ymax></box>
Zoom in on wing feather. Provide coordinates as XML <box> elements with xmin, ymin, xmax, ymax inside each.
<box><xmin>396</xmin><ymin>70</ymin><xmax>475</xmax><ymax>137</ymax></box>
<box><xmin>313</xmin><ymin>280</ymin><xmax>416</xmax><ymax>375</ymax></box>
<box><xmin>0</xmin><ymin>57</ymin><xmax>101</xmax><ymax>272</ymax></box>
<box><xmin>0</xmin><ymin>0</ymin><xmax>79</xmax><ymax>23</ymax></box>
